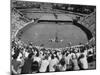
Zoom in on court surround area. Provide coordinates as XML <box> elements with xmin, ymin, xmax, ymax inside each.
<box><xmin>17</xmin><ymin>22</ymin><xmax>88</xmax><ymax>48</ymax></box>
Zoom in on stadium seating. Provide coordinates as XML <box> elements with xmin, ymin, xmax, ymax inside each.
<box><xmin>11</xmin><ymin>8</ymin><xmax>31</xmax><ymax>39</ymax></box>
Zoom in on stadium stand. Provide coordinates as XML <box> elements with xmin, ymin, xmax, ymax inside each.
<box><xmin>11</xmin><ymin>8</ymin><xmax>31</xmax><ymax>39</ymax></box>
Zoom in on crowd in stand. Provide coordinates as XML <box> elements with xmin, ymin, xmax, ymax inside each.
<box><xmin>13</xmin><ymin>1</ymin><xmax>95</xmax><ymax>14</ymax></box>
<box><xmin>11</xmin><ymin>8</ymin><xmax>31</xmax><ymax>39</ymax></box>
<box><xmin>11</xmin><ymin>37</ymin><xmax>95</xmax><ymax>75</ymax></box>
<box><xmin>78</xmin><ymin>9</ymin><xmax>96</xmax><ymax>33</ymax></box>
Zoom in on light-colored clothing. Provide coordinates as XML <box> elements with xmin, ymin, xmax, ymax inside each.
<box><xmin>58</xmin><ymin>64</ymin><xmax>67</xmax><ymax>71</ymax></box>
<box><xmin>34</xmin><ymin>56</ymin><xmax>41</xmax><ymax>63</ymax></box>
<box><xmin>49</xmin><ymin>58</ymin><xmax>59</xmax><ymax>72</ymax></box>
<box><xmin>79</xmin><ymin>55</ymin><xmax>88</xmax><ymax>69</ymax></box>
<box><xmin>57</xmin><ymin>52</ymin><xmax>62</xmax><ymax>60</ymax></box>
<box><xmin>65</xmin><ymin>54</ymin><xmax>72</xmax><ymax>65</ymax></box>
<box><xmin>76</xmin><ymin>52</ymin><xmax>81</xmax><ymax>58</ymax></box>
<box><xmin>24</xmin><ymin>51</ymin><xmax>29</xmax><ymax>58</ymax></box>
<box><xmin>39</xmin><ymin>59</ymin><xmax>49</xmax><ymax>72</ymax></box>
<box><xmin>17</xmin><ymin>53</ymin><xmax>22</xmax><ymax>62</ymax></box>
<box><xmin>72</xmin><ymin>59</ymin><xmax>80</xmax><ymax>70</ymax></box>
